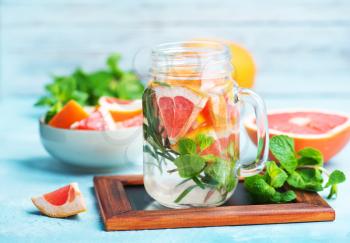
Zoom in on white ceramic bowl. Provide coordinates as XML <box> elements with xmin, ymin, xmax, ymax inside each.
<box><xmin>39</xmin><ymin>120</ymin><xmax>143</xmax><ymax>169</ymax></box>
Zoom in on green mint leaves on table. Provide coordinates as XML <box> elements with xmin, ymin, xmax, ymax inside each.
<box><xmin>244</xmin><ymin>135</ymin><xmax>346</xmax><ymax>203</ymax></box>
<box><xmin>35</xmin><ymin>53</ymin><xmax>144</xmax><ymax>123</ymax></box>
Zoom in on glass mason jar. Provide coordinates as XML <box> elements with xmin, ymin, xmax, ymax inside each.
<box><xmin>143</xmin><ymin>41</ymin><xmax>269</xmax><ymax>208</ymax></box>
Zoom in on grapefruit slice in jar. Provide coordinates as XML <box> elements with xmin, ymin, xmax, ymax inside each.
<box><xmin>31</xmin><ymin>183</ymin><xmax>87</xmax><ymax>218</ymax></box>
<box><xmin>206</xmin><ymin>94</ymin><xmax>229</xmax><ymax>130</ymax></box>
<box><xmin>153</xmin><ymin>86</ymin><xmax>208</xmax><ymax>142</ymax></box>
<box><xmin>244</xmin><ymin>109</ymin><xmax>350</xmax><ymax>162</ymax></box>
<box><xmin>98</xmin><ymin>96</ymin><xmax>142</xmax><ymax>122</ymax></box>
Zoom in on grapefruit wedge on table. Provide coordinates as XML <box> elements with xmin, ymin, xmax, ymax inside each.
<box><xmin>99</xmin><ymin>96</ymin><xmax>142</xmax><ymax>122</ymax></box>
<box><xmin>154</xmin><ymin>86</ymin><xmax>208</xmax><ymax>142</ymax></box>
<box><xmin>245</xmin><ymin>109</ymin><xmax>350</xmax><ymax>162</ymax></box>
<box><xmin>32</xmin><ymin>183</ymin><xmax>87</xmax><ymax>218</ymax></box>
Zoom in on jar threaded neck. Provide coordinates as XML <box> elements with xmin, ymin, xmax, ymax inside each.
<box><xmin>150</xmin><ymin>41</ymin><xmax>233</xmax><ymax>82</ymax></box>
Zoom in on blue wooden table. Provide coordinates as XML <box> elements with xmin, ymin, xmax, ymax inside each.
<box><xmin>1</xmin><ymin>1</ymin><xmax>350</xmax><ymax>242</ymax></box>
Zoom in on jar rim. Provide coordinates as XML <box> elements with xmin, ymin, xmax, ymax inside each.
<box><xmin>150</xmin><ymin>41</ymin><xmax>232</xmax><ymax>81</ymax></box>
<box><xmin>151</xmin><ymin>41</ymin><xmax>230</xmax><ymax>58</ymax></box>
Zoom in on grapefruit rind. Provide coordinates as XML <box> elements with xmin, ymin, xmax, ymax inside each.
<box><xmin>244</xmin><ymin>109</ymin><xmax>350</xmax><ymax>162</ymax></box>
<box><xmin>244</xmin><ymin>109</ymin><xmax>350</xmax><ymax>139</ymax></box>
<box><xmin>98</xmin><ymin>97</ymin><xmax>142</xmax><ymax>122</ymax></box>
<box><xmin>116</xmin><ymin>114</ymin><xmax>143</xmax><ymax>128</ymax></box>
<box><xmin>48</xmin><ymin>100</ymin><xmax>90</xmax><ymax>129</ymax></box>
<box><xmin>31</xmin><ymin>183</ymin><xmax>87</xmax><ymax>218</ymax></box>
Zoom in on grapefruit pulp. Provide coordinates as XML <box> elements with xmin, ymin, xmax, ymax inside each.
<box><xmin>154</xmin><ymin>86</ymin><xmax>208</xmax><ymax>142</ymax></box>
<box><xmin>245</xmin><ymin>109</ymin><xmax>350</xmax><ymax>162</ymax></box>
<box><xmin>31</xmin><ymin>183</ymin><xmax>87</xmax><ymax>218</ymax></box>
<box><xmin>71</xmin><ymin>108</ymin><xmax>116</xmax><ymax>131</ymax></box>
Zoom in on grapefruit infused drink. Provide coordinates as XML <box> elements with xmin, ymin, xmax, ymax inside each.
<box><xmin>143</xmin><ymin>41</ymin><xmax>269</xmax><ymax>208</ymax></box>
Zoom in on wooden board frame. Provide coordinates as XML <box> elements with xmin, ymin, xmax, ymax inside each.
<box><xmin>93</xmin><ymin>175</ymin><xmax>335</xmax><ymax>231</ymax></box>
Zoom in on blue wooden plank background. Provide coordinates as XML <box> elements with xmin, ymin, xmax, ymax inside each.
<box><xmin>1</xmin><ymin>1</ymin><xmax>350</xmax><ymax>242</ymax></box>
<box><xmin>1</xmin><ymin>0</ymin><xmax>350</xmax><ymax>98</ymax></box>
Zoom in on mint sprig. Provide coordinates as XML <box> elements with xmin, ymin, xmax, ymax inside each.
<box><xmin>325</xmin><ymin>170</ymin><xmax>346</xmax><ymax>198</ymax></box>
<box><xmin>35</xmin><ymin>53</ymin><xmax>144</xmax><ymax>123</ymax></box>
<box><xmin>244</xmin><ymin>135</ymin><xmax>346</xmax><ymax>203</ymax></box>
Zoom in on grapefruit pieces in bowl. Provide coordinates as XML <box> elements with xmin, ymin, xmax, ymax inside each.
<box><xmin>39</xmin><ymin>98</ymin><xmax>143</xmax><ymax>169</ymax></box>
<box><xmin>31</xmin><ymin>183</ymin><xmax>87</xmax><ymax>218</ymax></box>
<box><xmin>71</xmin><ymin>108</ymin><xmax>116</xmax><ymax>131</ymax></box>
<box><xmin>244</xmin><ymin>109</ymin><xmax>350</xmax><ymax>162</ymax></box>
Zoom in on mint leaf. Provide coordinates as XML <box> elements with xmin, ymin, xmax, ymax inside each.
<box><xmin>299</xmin><ymin>168</ymin><xmax>323</xmax><ymax>184</ymax></box>
<box><xmin>297</xmin><ymin>147</ymin><xmax>323</xmax><ymax>166</ymax></box>
<box><xmin>287</xmin><ymin>171</ymin><xmax>304</xmax><ymax>188</ymax></box>
<box><xmin>107</xmin><ymin>53</ymin><xmax>123</xmax><ymax>78</ymax></box>
<box><xmin>266</xmin><ymin>161</ymin><xmax>288</xmax><ymax>188</ymax></box>
<box><xmin>177</xmin><ymin>138</ymin><xmax>197</xmax><ymax>155</ymax></box>
<box><xmin>195</xmin><ymin>133</ymin><xmax>214</xmax><ymax>152</ymax></box>
<box><xmin>204</xmin><ymin>158</ymin><xmax>233</xmax><ymax>188</ymax></box>
<box><xmin>287</xmin><ymin>169</ymin><xmax>323</xmax><ymax>191</ymax></box>
<box><xmin>244</xmin><ymin>175</ymin><xmax>276</xmax><ymax>203</ymax></box>
<box><xmin>44</xmin><ymin>102</ymin><xmax>63</xmax><ymax>123</ymax></box>
<box><xmin>325</xmin><ymin>170</ymin><xmax>346</xmax><ymax>199</ymax></box>
<box><xmin>245</xmin><ymin>174</ymin><xmax>296</xmax><ymax>203</ymax></box>
<box><xmin>325</xmin><ymin>170</ymin><xmax>346</xmax><ymax>188</ymax></box>
<box><xmin>116</xmin><ymin>72</ymin><xmax>144</xmax><ymax>99</ymax></box>
<box><xmin>71</xmin><ymin>90</ymin><xmax>89</xmax><ymax>105</ymax></box>
<box><xmin>270</xmin><ymin>135</ymin><xmax>297</xmax><ymax>174</ymax></box>
<box><xmin>271</xmin><ymin>190</ymin><xmax>296</xmax><ymax>203</ymax></box>
<box><xmin>35</xmin><ymin>96</ymin><xmax>56</xmax><ymax>107</ymax></box>
<box><xmin>174</xmin><ymin>154</ymin><xmax>205</xmax><ymax>178</ymax></box>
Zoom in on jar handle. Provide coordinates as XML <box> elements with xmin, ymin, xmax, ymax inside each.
<box><xmin>236</xmin><ymin>88</ymin><xmax>269</xmax><ymax>177</ymax></box>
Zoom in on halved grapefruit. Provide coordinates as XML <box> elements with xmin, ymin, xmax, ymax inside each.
<box><xmin>245</xmin><ymin>109</ymin><xmax>350</xmax><ymax>162</ymax></box>
<box><xmin>71</xmin><ymin>108</ymin><xmax>116</xmax><ymax>131</ymax></box>
<box><xmin>31</xmin><ymin>183</ymin><xmax>87</xmax><ymax>218</ymax></box>
<box><xmin>154</xmin><ymin>86</ymin><xmax>208</xmax><ymax>142</ymax></box>
<box><xmin>98</xmin><ymin>96</ymin><xmax>142</xmax><ymax>122</ymax></box>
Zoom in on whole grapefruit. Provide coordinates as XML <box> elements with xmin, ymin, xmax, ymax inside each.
<box><xmin>192</xmin><ymin>38</ymin><xmax>256</xmax><ymax>88</ymax></box>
